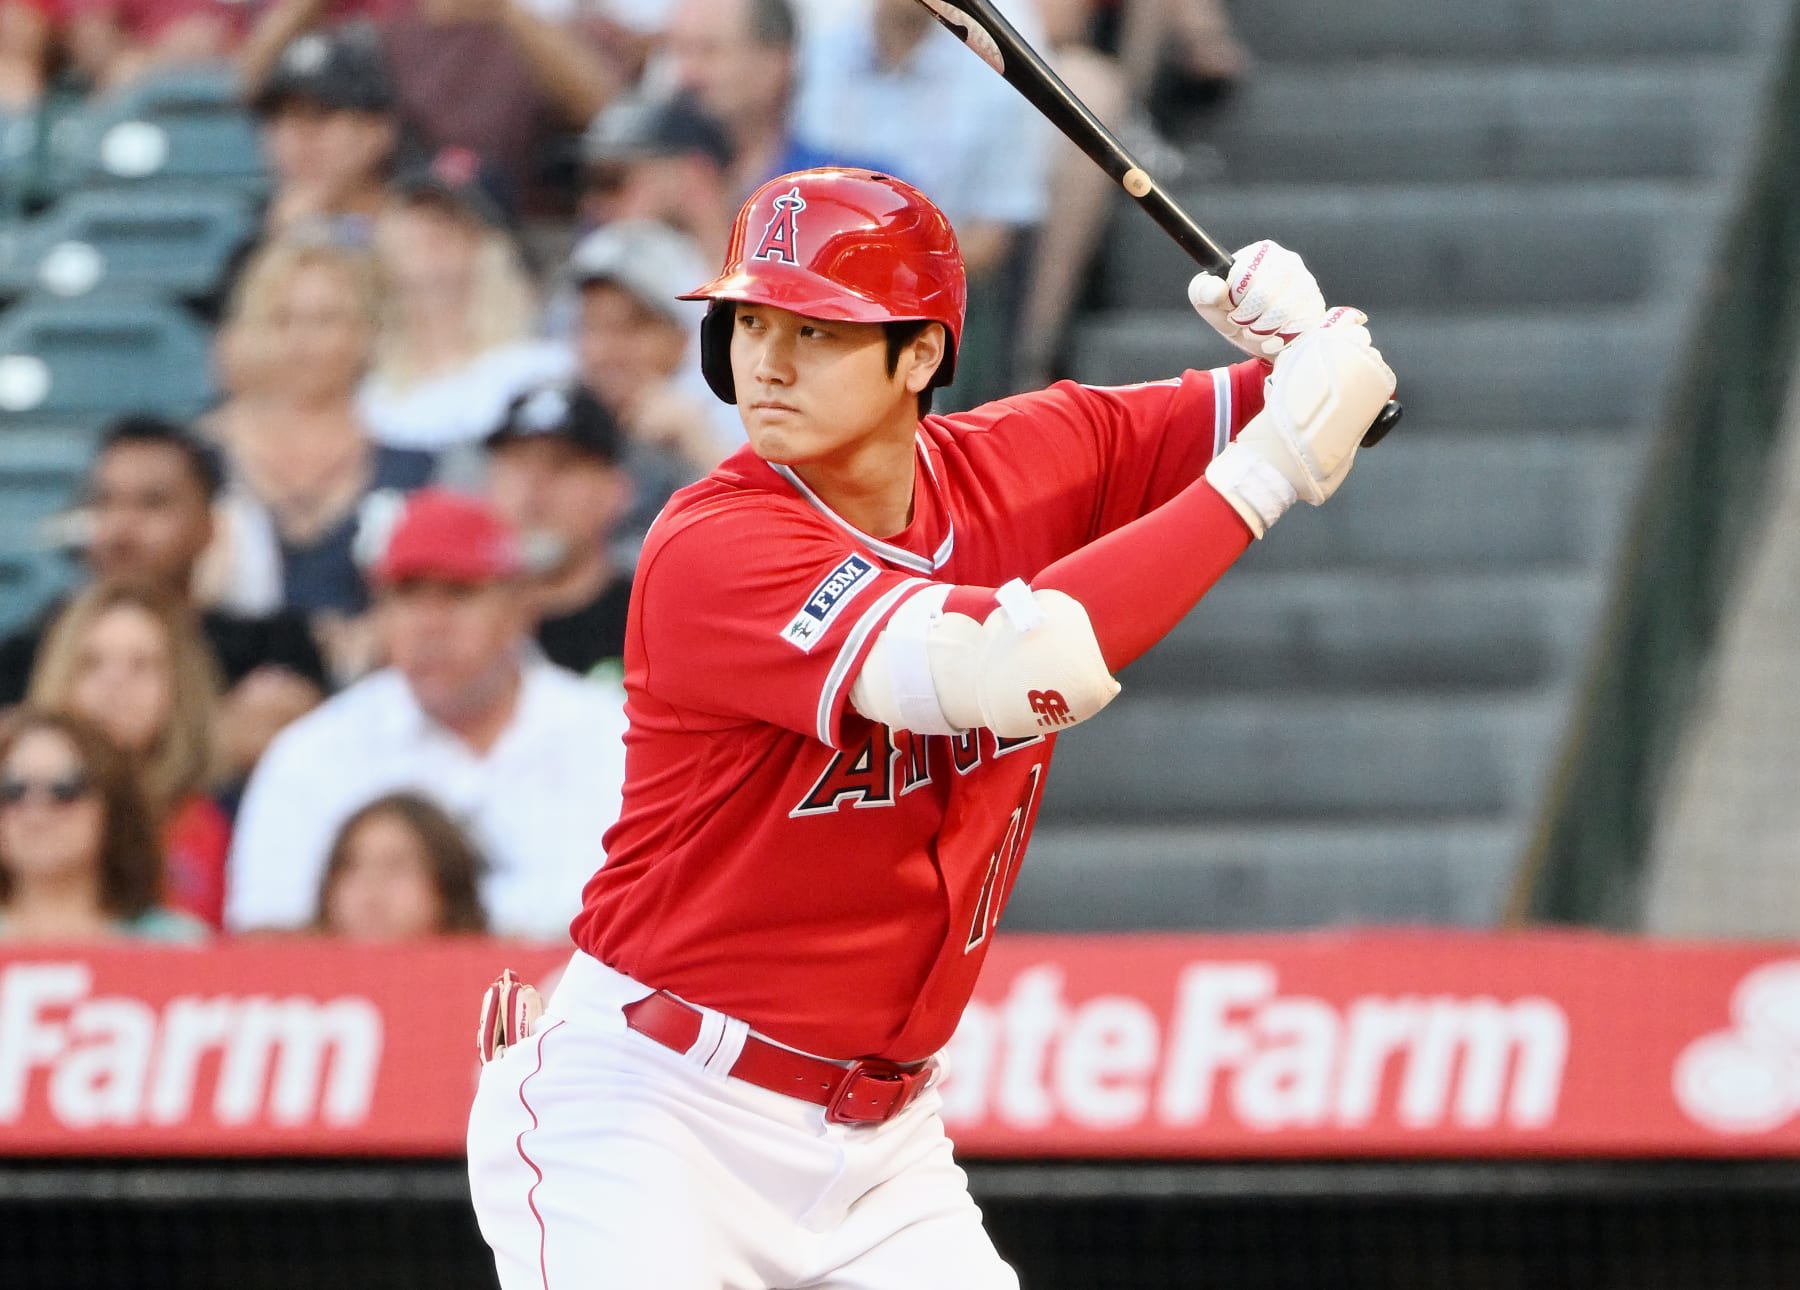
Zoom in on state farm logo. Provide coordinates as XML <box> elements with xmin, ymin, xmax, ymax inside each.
<box><xmin>942</xmin><ymin>963</ymin><xmax>1568</xmax><ymax>1134</ymax></box>
<box><xmin>1675</xmin><ymin>960</ymin><xmax>1800</xmax><ymax>1134</ymax></box>
<box><xmin>0</xmin><ymin>962</ymin><xmax>383</xmax><ymax>1130</ymax></box>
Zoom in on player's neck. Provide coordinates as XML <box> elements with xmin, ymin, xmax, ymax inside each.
<box><xmin>791</xmin><ymin>422</ymin><xmax>920</xmax><ymax>539</ymax></box>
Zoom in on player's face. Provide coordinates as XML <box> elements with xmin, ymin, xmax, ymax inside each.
<box><xmin>730</xmin><ymin>304</ymin><xmax>939</xmax><ymax>470</ymax></box>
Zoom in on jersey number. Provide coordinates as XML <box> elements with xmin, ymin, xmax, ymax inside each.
<box><xmin>965</xmin><ymin>765</ymin><xmax>1044</xmax><ymax>953</ymax></box>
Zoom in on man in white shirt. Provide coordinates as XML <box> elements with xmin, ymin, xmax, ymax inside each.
<box><xmin>792</xmin><ymin>0</ymin><xmax>1049</xmax><ymax>408</ymax></box>
<box><xmin>225</xmin><ymin>489</ymin><xmax>628</xmax><ymax>940</ymax></box>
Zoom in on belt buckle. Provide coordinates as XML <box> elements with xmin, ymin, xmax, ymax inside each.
<box><xmin>824</xmin><ymin>1060</ymin><xmax>926</xmax><ymax>1126</ymax></box>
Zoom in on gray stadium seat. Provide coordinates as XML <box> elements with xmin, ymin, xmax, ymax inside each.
<box><xmin>0</xmin><ymin>295</ymin><xmax>214</xmax><ymax>419</ymax></box>
<box><xmin>0</xmin><ymin>188</ymin><xmax>255</xmax><ymax>302</ymax></box>
<box><xmin>43</xmin><ymin>65</ymin><xmax>267</xmax><ymax>196</ymax></box>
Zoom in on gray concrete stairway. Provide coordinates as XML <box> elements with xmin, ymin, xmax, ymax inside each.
<box><xmin>1006</xmin><ymin>0</ymin><xmax>1794</xmax><ymax>930</ymax></box>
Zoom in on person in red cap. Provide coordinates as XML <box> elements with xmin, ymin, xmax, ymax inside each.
<box><xmin>468</xmin><ymin>168</ymin><xmax>1395</xmax><ymax>1288</ymax></box>
<box><xmin>225</xmin><ymin>487</ymin><xmax>628</xmax><ymax>941</ymax></box>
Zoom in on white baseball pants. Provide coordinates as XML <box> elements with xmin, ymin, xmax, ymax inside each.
<box><xmin>467</xmin><ymin>951</ymin><xmax>1020</xmax><ymax>1290</ymax></box>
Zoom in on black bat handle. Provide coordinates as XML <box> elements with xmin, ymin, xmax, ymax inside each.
<box><xmin>1129</xmin><ymin>173</ymin><xmax>1401</xmax><ymax>447</ymax></box>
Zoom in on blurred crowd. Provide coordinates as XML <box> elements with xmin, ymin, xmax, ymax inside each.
<box><xmin>0</xmin><ymin>0</ymin><xmax>1246</xmax><ymax>945</ymax></box>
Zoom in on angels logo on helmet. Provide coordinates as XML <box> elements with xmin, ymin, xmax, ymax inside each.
<box><xmin>753</xmin><ymin>187</ymin><xmax>807</xmax><ymax>265</ymax></box>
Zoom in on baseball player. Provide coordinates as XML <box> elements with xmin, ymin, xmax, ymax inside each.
<box><xmin>467</xmin><ymin>168</ymin><xmax>1394</xmax><ymax>1289</ymax></box>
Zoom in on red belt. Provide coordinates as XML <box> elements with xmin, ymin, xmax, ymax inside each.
<box><xmin>621</xmin><ymin>991</ymin><xmax>934</xmax><ymax>1126</ymax></box>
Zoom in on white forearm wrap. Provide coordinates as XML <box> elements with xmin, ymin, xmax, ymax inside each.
<box><xmin>1204</xmin><ymin>440</ymin><xmax>1298</xmax><ymax>538</ymax></box>
<box><xmin>851</xmin><ymin>580</ymin><xmax>1122</xmax><ymax>738</ymax></box>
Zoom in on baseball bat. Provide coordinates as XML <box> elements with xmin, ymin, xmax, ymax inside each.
<box><xmin>912</xmin><ymin>0</ymin><xmax>1402</xmax><ymax>447</ymax></box>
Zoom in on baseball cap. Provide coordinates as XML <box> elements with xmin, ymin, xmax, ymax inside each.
<box><xmin>392</xmin><ymin>146</ymin><xmax>516</xmax><ymax>232</ymax></box>
<box><xmin>254</xmin><ymin>25</ymin><xmax>393</xmax><ymax>116</ymax></box>
<box><xmin>567</xmin><ymin>220</ymin><xmax>712</xmax><ymax>327</ymax></box>
<box><xmin>368</xmin><ymin>489</ymin><xmax>526</xmax><ymax>587</ymax></box>
<box><xmin>581</xmin><ymin>92</ymin><xmax>733</xmax><ymax>171</ymax></box>
<box><xmin>485</xmin><ymin>384</ymin><xmax>624</xmax><ymax>464</ymax></box>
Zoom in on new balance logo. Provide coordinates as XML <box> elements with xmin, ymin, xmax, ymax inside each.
<box><xmin>1028</xmin><ymin>690</ymin><xmax>1074</xmax><ymax>727</ymax></box>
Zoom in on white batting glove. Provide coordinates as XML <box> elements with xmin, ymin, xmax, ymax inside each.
<box><xmin>1189</xmin><ymin>240</ymin><xmax>1328</xmax><ymax>358</ymax></box>
<box><xmin>1204</xmin><ymin>308</ymin><xmax>1396</xmax><ymax>538</ymax></box>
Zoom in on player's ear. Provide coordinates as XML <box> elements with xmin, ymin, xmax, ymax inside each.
<box><xmin>901</xmin><ymin>323</ymin><xmax>947</xmax><ymax>396</ymax></box>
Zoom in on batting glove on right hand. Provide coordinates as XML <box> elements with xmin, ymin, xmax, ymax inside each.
<box><xmin>1204</xmin><ymin>308</ymin><xmax>1397</xmax><ymax>538</ymax></box>
<box><xmin>1189</xmin><ymin>240</ymin><xmax>1328</xmax><ymax>359</ymax></box>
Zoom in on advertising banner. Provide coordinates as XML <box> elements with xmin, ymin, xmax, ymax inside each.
<box><xmin>3</xmin><ymin>932</ymin><xmax>1797</xmax><ymax>1158</ymax></box>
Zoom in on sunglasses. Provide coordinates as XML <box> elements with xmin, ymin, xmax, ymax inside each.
<box><xmin>0</xmin><ymin>773</ymin><xmax>93</xmax><ymax>807</ymax></box>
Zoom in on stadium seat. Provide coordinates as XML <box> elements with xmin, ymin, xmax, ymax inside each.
<box><xmin>43</xmin><ymin>64</ymin><xmax>267</xmax><ymax>197</ymax></box>
<box><xmin>0</xmin><ymin>188</ymin><xmax>255</xmax><ymax>302</ymax></box>
<box><xmin>0</xmin><ymin>296</ymin><xmax>214</xmax><ymax>419</ymax></box>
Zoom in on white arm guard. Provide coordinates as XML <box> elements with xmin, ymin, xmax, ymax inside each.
<box><xmin>1204</xmin><ymin>307</ymin><xmax>1397</xmax><ymax>537</ymax></box>
<box><xmin>851</xmin><ymin>580</ymin><xmax>1122</xmax><ymax>738</ymax></box>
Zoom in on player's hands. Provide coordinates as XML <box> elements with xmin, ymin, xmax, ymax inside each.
<box><xmin>1189</xmin><ymin>240</ymin><xmax>1327</xmax><ymax>358</ymax></box>
<box><xmin>1203</xmin><ymin>308</ymin><xmax>1396</xmax><ymax>537</ymax></box>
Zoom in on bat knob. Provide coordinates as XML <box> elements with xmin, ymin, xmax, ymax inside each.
<box><xmin>1361</xmin><ymin>400</ymin><xmax>1403</xmax><ymax>448</ymax></box>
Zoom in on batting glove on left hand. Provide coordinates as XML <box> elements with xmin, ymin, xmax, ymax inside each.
<box><xmin>1189</xmin><ymin>240</ymin><xmax>1327</xmax><ymax>358</ymax></box>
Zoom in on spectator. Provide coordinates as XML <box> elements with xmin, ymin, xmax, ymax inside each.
<box><xmin>567</xmin><ymin>218</ymin><xmax>736</xmax><ymax>523</ymax></box>
<box><xmin>64</xmin><ymin>0</ymin><xmax>248</xmax><ymax>93</ymax></box>
<box><xmin>0</xmin><ymin>0</ymin><xmax>50</xmax><ymax>109</ymax></box>
<box><xmin>249</xmin><ymin>24</ymin><xmax>402</xmax><ymax>241</ymax></box>
<box><xmin>27</xmin><ymin>582</ymin><xmax>231</xmax><ymax>929</ymax></box>
<box><xmin>0</xmin><ymin>417</ymin><xmax>328</xmax><ymax>789</ymax></box>
<box><xmin>1106</xmin><ymin>0</ymin><xmax>1248</xmax><ymax>111</ymax></box>
<box><xmin>315</xmin><ymin>791</ymin><xmax>487</xmax><ymax>939</ymax></box>
<box><xmin>1012</xmin><ymin>0</ymin><xmax>1136</xmax><ymax>388</ymax></box>
<box><xmin>663</xmin><ymin>0</ymin><xmax>891</xmax><ymax>201</ymax></box>
<box><xmin>226</xmin><ymin>489</ymin><xmax>628</xmax><ymax>940</ymax></box>
<box><xmin>485</xmin><ymin>384</ymin><xmax>633</xmax><ymax>677</ymax></box>
<box><xmin>242</xmin><ymin>0</ymin><xmax>617</xmax><ymax>204</ymax></box>
<box><xmin>579</xmin><ymin>91</ymin><xmax>735</xmax><ymax>260</ymax></box>
<box><xmin>203</xmin><ymin>233</ymin><xmax>434</xmax><ymax>679</ymax></box>
<box><xmin>793</xmin><ymin>0</ymin><xmax>1049</xmax><ymax>404</ymax></box>
<box><xmin>359</xmin><ymin>155</ymin><xmax>574</xmax><ymax>453</ymax></box>
<box><xmin>0</xmin><ymin>708</ymin><xmax>208</xmax><ymax>943</ymax></box>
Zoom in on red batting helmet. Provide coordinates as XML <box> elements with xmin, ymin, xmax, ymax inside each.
<box><xmin>680</xmin><ymin>167</ymin><xmax>967</xmax><ymax>404</ymax></box>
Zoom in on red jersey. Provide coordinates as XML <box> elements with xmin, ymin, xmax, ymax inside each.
<box><xmin>574</xmin><ymin>363</ymin><xmax>1266</xmax><ymax>1060</ymax></box>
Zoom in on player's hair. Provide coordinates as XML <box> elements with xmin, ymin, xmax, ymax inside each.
<box><xmin>885</xmin><ymin>320</ymin><xmax>938</xmax><ymax>417</ymax></box>
<box><xmin>96</xmin><ymin>416</ymin><xmax>223</xmax><ymax>501</ymax></box>
<box><xmin>746</xmin><ymin>0</ymin><xmax>796</xmax><ymax>48</ymax></box>
<box><xmin>28</xmin><ymin>580</ymin><xmax>223</xmax><ymax>820</ymax></box>
<box><xmin>0</xmin><ymin>706</ymin><xmax>166</xmax><ymax>921</ymax></box>
<box><xmin>315</xmin><ymin>792</ymin><xmax>490</xmax><ymax>936</ymax></box>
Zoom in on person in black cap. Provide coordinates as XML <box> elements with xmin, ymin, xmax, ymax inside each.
<box><xmin>483</xmin><ymin>383</ymin><xmax>635</xmax><ymax>679</ymax></box>
<box><xmin>579</xmin><ymin>90</ymin><xmax>735</xmax><ymax>261</ymax></box>
<box><xmin>250</xmin><ymin>24</ymin><xmax>402</xmax><ymax>241</ymax></box>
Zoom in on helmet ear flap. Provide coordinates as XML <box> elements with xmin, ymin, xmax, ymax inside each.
<box><xmin>699</xmin><ymin>301</ymin><xmax>737</xmax><ymax>404</ymax></box>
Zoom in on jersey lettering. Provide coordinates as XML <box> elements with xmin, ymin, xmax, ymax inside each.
<box><xmin>965</xmin><ymin>765</ymin><xmax>1044</xmax><ymax>952</ymax></box>
<box><xmin>753</xmin><ymin>187</ymin><xmax>806</xmax><ymax>265</ymax></box>
<box><xmin>791</xmin><ymin>725</ymin><xmax>897</xmax><ymax>815</ymax></box>
<box><xmin>790</xmin><ymin>727</ymin><xmax>1044</xmax><ymax>814</ymax></box>
<box><xmin>897</xmin><ymin>731</ymin><xmax>933</xmax><ymax>796</ymax></box>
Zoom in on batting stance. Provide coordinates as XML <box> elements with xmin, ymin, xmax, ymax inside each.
<box><xmin>468</xmin><ymin>168</ymin><xmax>1394</xmax><ymax>1289</ymax></box>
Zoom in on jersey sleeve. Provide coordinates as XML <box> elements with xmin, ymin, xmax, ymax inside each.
<box><xmin>634</xmin><ymin>499</ymin><xmax>933</xmax><ymax>747</ymax></box>
<box><xmin>966</xmin><ymin>359</ymin><xmax>1268</xmax><ymax>546</ymax></box>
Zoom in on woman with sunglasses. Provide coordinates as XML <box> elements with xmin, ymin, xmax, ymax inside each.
<box><xmin>0</xmin><ymin>709</ymin><xmax>208</xmax><ymax>943</ymax></box>
<box><xmin>29</xmin><ymin>582</ymin><xmax>232</xmax><ymax>930</ymax></box>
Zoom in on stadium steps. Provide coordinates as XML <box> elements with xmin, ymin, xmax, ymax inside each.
<box><xmin>1005</xmin><ymin>1</ymin><xmax>1794</xmax><ymax>931</ymax></box>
